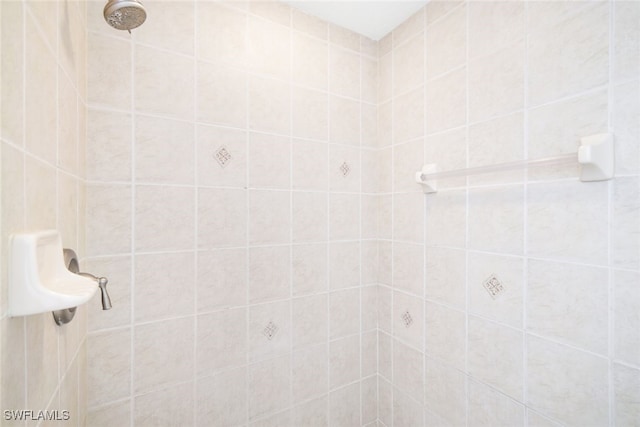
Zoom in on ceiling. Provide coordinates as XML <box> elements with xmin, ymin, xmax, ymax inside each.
<box><xmin>282</xmin><ymin>1</ymin><xmax>429</xmax><ymax>41</ymax></box>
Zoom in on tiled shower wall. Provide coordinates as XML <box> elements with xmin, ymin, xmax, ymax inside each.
<box><xmin>84</xmin><ymin>1</ymin><xmax>379</xmax><ymax>425</ymax></box>
<box><xmin>5</xmin><ymin>0</ymin><xmax>634</xmax><ymax>426</ymax></box>
<box><xmin>1</xmin><ymin>0</ymin><xmax>89</xmax><ymax>425</ymax></box>
<box><xmin>378</xmin><ymin>1</ymin><xmax>639</xmax><ymax>426</ymax></box>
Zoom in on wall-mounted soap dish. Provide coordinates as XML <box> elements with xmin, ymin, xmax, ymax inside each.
<box><xmin>8</xmin><ymin>230</ymin><xmax>111</xmax><ymax>325</ymax></box>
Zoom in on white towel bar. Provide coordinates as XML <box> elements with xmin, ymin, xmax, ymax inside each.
<box><xmin>416</xmin><ymin>133</ymin><xmax>614</xmax><ymax>194</ymax></box>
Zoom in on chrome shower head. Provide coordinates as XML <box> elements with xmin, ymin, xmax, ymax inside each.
<box><xmin>103</xmin><ymin>0</ymin><xmax>146</xmax><ymax>32</ymax></box>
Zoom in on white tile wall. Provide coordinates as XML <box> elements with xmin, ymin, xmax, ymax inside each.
<box><xmin>1</xmin><ymin>0</ymin><xmax>88</xmax><ymax>424</ymax></box>
<box><xmin>3</xmin><ymin>0</ymin><xmax>637</xmax><ymax>426</ymax></box>
<box><xmin>467</xmin><ymin>316</ymin><xmax>523</xmax><ymax>400</ymax></box>
<box><xmin>196</xmin><ymin>367</ymin><xmax>247</xmax><ymax>426</ymax></box>
<box><xmin>528</xmin><ymin>2</ymin><xmax>609</xmax><ymax>107</ymax></box>
<box><xmin>613</xmin><ymin>362</ymin><xmax>640</xmax><ymax>426</ymax></box>
<box><xmin>468</xmin><ymin>379</ymin><xmax>525</xmax><ymax>427</ymax></box>
<box><xmin>85</xmin><ymin>2</ymin><xmax>378</xmax><ymax>425</ymax></box>
<box><xmin>134</xmin><ymin>318</ymin><xmax>194</xmax><ymax>394</ymax></box>
<box><xmin>424</xmin><ymin>357</ymin><xmax>466</xmax><ymax>425</ymax></box>
<box><xmin>468</xmin><ymin>42</ymin><xmax>525</xmax><ymax>123</ymax></box>
<box><xmin>614</xmin><ymin>269</ymin><xmax>640</xmax><ymax>366</ymax></box>
<box><xmin>329</xmin><ymin>382</ymin><xmax>361</xmax><ymax>426</ymax></box>
<box><xmin>292</xmin><ymin>343</ymin><xmax>328</xmax><ymax>402</ymax></box>
<box><xmin>392</xmin><ymin>389</ymin><xmax>423</xmax><ymax>427</ymax></box>
<box><xmin>527</xmin><ymin>335</ymin><xmax>609</xmax><ymax>426</ymax></box>
<box><xmin>134</xmin><ymin>381</ymin><xmax>194</xmax><ymax>426</ymax></box>
<box><xmin>527</xmin><ymin>259</ymin><xmax>609</xmax><ymax>354</ymax></box>
<box><xmin>382</xmin><ymin>1</ymin><xmax>640</xmax><ymax>426</ymax></box>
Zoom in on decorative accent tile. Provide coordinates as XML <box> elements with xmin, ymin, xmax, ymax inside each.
<box><xmin>482</xmin><ymin>274</ymin><xmax>505</xmax><ymax>299</ymax></box>
<box><xmin>401</xmin><ymin>310</ymin><xmax>413</xmax><ymax>327</ymax></box>
<box><xmin>339</xmin><ymin>161</ymin><xmax>351</xmax><ymax>177</ymax></box>
<box><xmin>214</xmin><ymin>146</ymin><xmax>232</xmax><ymax>168</ymax></box>
<box><xmin>262</xmin><ymin>320</ymin><xmax>279</xmax><ymax>340</ymax></box>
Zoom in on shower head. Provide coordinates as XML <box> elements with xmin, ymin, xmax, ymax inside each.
<box><xmin>103</xmin><ymin>0</ymin><xmax>146</xmax><ymax>32</ymax></box>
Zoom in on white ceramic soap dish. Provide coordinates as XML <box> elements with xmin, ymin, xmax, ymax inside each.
<box><xmin>8</xmin><ymin>230</ymin><xmax>111</xmax><ymax>324</ymax></box>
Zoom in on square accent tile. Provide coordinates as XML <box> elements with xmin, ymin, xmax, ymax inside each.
<box><xmin>262</xmin><ymin>321</ymin><xmax>279</xmax><ymax>340</ymax></box>
<box><xmin>339</xmin><ymin>161</ymin><xmax>350</xmax><ymax>177</ymax></box>
<box><xmin>401</xmin><ymin>310</ymin><xmax>413</xmax><ymax>327</ymax></box>
<box><xmin>214</xmin><ymin>146</ymin><xmax>232</xmax><ymax>168</ymax></box>
<box><xmin>482</xmin><ymin>274</ymin><xmax>505</xmax><ymax>299</ymax></box>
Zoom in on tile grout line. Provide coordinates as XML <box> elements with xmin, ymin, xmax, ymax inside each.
<box><xmin>389</xmin><ymin>23</ymin><xmax>395</xmax><ymax>427</ymax></box>
<box><xmin>325</xmin><ymin>22</ymin><xmax>332</xmax><ymax>425</ymax></box>
<box><xmin>192</xmin><ymin>0</ymin><xmax>199</xmax><ymax>423</ymax></box>
<box><xmin>606</xmin><ymin>1</ymin><xmax>616</xmax><ymax>425</ymax></box>
<box><xmin>358</xmin><ymin>31</ymin><xmax>364</xmax><ymax>427</ymax></box>
<box><xmin>55</xmin><ymin>0</ymin><xmax>62</xmax><ymax>411</ymax></box>
<box><xmin>288</xmin><ymin>6</ymin><xmax>294</xmax><ymax>422</ymax></box>
<box><xmin>21</xmin><ymin>0</ymin><xmax>29</xmax><ymax>416</ymax></box>
<box><xmin>244</xmin><ymin>5</ymin><xmax>250</xmax><ymax>425</ymax></box>
<box><xmin>523</xmin><ymin>0</ymin><xmax>531</xmax><ymax>420</ymax></box>
<box><xmin>129</xmin><ymin>28</ymin><xmax>136</xmax><ymax>427</ymax></box>
<box><xmin>463</xmin><ymin>1</ymin><xmax>470</xmax><ymax>425</ymax></box>
<box><xmin>421</xmin><ymin>5</ymin><xmax>428</xmax><ymax>424</ymax></box>
<box><xmin>75</xmin><ymin>24</ymin><xmax>85</xmax><ymax>423</ymax></box>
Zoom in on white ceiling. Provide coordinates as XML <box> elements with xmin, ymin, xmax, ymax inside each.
<box><xmin>282</xmin><ymin>1</ymin><xmax>429</xmax><ymax>41</ymax></box>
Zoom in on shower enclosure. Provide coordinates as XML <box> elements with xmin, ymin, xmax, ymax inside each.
<box><xmin>1</xmin><ymin>0</ymin><xmax>639</xmax><ymax>426</ymax></box>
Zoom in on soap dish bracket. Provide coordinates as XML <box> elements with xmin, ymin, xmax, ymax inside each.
<box><xmin>8</xmin><ymin>230</ymin><xmax>98</xmax><ymax>322</ymax></box>
<box><xmin>51</xmin><ymin>249</ymin><xmax>83</xmax><ymax>325</ymax></box>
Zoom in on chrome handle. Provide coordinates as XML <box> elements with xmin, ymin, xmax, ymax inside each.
<box><xmin>79</xmin><ymin>272</ymin><xmax>112</xmax><ymax>310</ymax></box>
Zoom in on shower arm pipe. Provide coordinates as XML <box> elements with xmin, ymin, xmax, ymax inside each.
<box><xmin>415</xmin><ymin>133</ymin><xmax>615</xmax><ymax>194</ymax></box>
